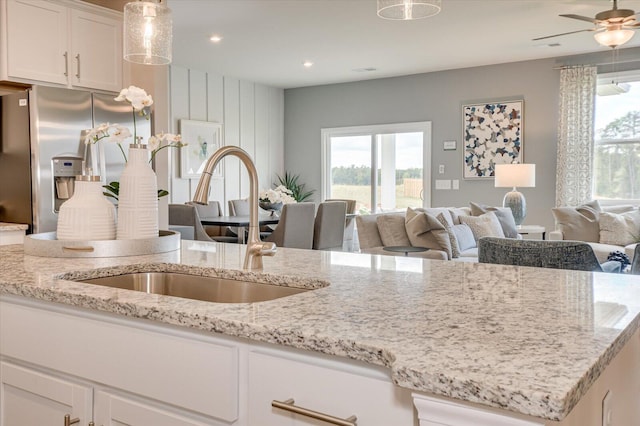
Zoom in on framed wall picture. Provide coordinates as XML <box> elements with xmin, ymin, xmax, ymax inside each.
<box><xmin>179</xmin><ymin>120</ymin><xmax>223</xmax><ymax>179</ymax></box>
<box><xmin>462</xmin><ymin>100</ymin><xmax>524</xmax><ymax>179</ymax></box>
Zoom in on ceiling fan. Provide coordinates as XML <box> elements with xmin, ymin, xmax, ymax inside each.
<box><xmin>533</xmin><ymin>0</ymin><xmax>640</xmax><ymax>48</ymax></box>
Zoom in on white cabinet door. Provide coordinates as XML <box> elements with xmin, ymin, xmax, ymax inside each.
<box><xmin>70</xmin><ymin>9</ymin><xmax>122</xmax><ymax>91</ymax></box>
<box><xmin>94</xmin><ymin>391</ymin><xmax>218</xmax><ymax>426</ymax></box>
<box><xmin>248</xmin><ymin>350</ymin><xmax>414</xmax><ymax>426</ymax></box>
<box><xmin>0</xmin><ymin>361</ymin><xmax>92</xmax><ymax>426</ymax></box>
<box><xmin>6</xmin><ymin>0</ymin><xmax>69</xmax><ymax>84</ymax></box>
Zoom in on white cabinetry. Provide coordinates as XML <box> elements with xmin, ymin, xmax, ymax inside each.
<box><xmin>248</xmin><ymin>350</ymin><xmax>414</xmax><ymax>425</ymax></box>
<box><xmin>0</xmin><ymin>362</ymin><xmax>92</xmax><ymax>425</ymax></box>
<box><xmin>3</xmin><ymin>0</ymin><xmax>122</xmax><ymax>91</ymax></box>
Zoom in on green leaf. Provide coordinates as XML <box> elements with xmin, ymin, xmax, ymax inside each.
<box><xmin>275</xmin><ymin>172</ymin><xmax>315</xmax><ymax>202</ymax></box>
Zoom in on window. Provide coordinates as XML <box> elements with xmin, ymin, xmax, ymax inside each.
<box><xmin>321</xmin><ymin>122</ymin><xmax>431</xmax><ymax>214</ymax></box>
<box><xmin>593</xmin><ymin>71</ymin><xmax>640</xmax><ymax>201</ymax></box>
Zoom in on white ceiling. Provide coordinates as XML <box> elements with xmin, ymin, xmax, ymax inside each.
<box><xmin>168</xmin><ymin>0</ymin><xmax>640</xmax><ymax>89</ymax></box>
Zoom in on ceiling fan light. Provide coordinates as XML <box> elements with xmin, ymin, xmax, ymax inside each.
<box><xmin>377</xmin><ymin>0</ymin><xmax>442</xmax><ymax>20</ymax></box>
<box><xmin>594</xmin><ymin>28</ymin><xmax>635</xmax><ymax>47</ymax></box>
<box><xmin>124</xmin><ymin>0</ymin><xmax>173</xmax><ymax>65</ymax></box>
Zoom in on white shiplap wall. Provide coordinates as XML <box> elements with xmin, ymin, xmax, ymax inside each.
<box><xmin>168</xmin><ymin>66</ymin><xmax>284</xmax><ymax>214</ymax></box>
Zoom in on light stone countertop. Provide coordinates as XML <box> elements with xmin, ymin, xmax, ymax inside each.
<box><xmin>1</xmin><ymin>241</ymin><xmax>640</xmax><ymax>421</ymax></box>
<box><xmin>0</xmin><ymin>222</ymin><xmax>28</xmax><ymax>231</ymax></box>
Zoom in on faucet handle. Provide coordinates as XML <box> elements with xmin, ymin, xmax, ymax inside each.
<box><xmin>259</xmin><ymin>242</ymin><xmax>277</xmax><ymax>256</ymax></box>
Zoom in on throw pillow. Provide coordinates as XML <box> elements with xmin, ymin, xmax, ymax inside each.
<box><xmin>469</xmin><ymin>202</ymin><xmax>519</xmax><ymax>238</ymax></box>
<box><xmin>447</xmin><ymin>207</ymin><xmax>471</xmax><ymax>225</ymax></box>
<box><xmin>459</xmin><ymin>212</ymin><xmax>505</xmax><ymax>242</ymax></box>
<box><xmin>435</xmin><ymin>212</ymin><xmax>460</xmax><ymax>258</ymax></box>
<box><xmin>551</xmin><ymin>202</ymin><xmax>601</xmax><ymax>243</ymax></box>
<box><xmin>452</xmin><ymin>224</ymin><xmax>476</xmax><ymax>251</ymax></box>
<box><xmin>376</xmin><ymin>214</ymin><xmax>411</xmax><ymax>247</ymax></box>
<box><xmin>599</xmin><ymin>210</ymin><xmax>640</xmax><ymax>246</ymax></box>
<box><xmin>405</xmin><ymin>208</ymin><xmax>452</xmax><ymax>259</ymax></box>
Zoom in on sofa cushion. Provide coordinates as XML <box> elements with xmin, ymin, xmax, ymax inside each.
<box><xmin>551</xmin><ymin>201</ymin><xmax>601</xmax><ymax>243</ymax></box>
<box><xmin>469</xmin><ymin>202</ymin><xmax>519</xmax><ymax>238</ymax></box>
<box><xmin>355</xmin><ymin>214</ymin><xmax>385</xmax><ymax>249</ymax></box>
<box><xmin>405</xmin><ymin>208</ymin><xmax>452</xmax><ymax>259</ymax></box>
<box><xmin>458</xmin><ymin>247</ymin><xmax>478</xmax><ymax>258</ymax></box>
<box><xmin>415</xmin><ymin>207</ymin><xmax>454</xmax><ymax>227</ymax></box>
<box><xmin>603</xmin><ymin>204</ymin><xmax>636</xmax><ymax>214</ymax></box>
<box><xmin>436</xmin><ymin>213</ymin><xmax>460</xmax><ymax>258</ymax></box>
<box><xmin>599</xmin><ymin>210</ymin><xmax>640</xmax><ymax>246</ymax></box>
<box><xmin>376</xmin><ymin>214</ymin><xmax>411</xmax><ymax>247</ymax></box>
<box><xmin>452</xmin><ymin>224</ymin><xmax>476</xmax><ymax>251</ymax></box>
<box><xmin>460</xmin><ymin>212</ymin><xmax>505</xmax><ymax>242</ymax></box>
<box><xmin>448</xmin><ymin>207</ymin><xmax>471</xmax><ymax>225</ymax></box>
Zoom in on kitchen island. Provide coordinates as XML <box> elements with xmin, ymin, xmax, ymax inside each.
<box><xmin>1</xmin><ymin>241</ymin><xmax>639</xmax><ymax>425</ymax></box>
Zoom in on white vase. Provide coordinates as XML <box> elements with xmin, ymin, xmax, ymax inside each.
<box><xmin>57</xmin><ymin>176</ymin><xmax>116</xmax><ymax>241</ymax></box>
<box><xmin>116</xmin><ymin>144</ymin><xmax>159</xmax><ymax>240</ymax></box>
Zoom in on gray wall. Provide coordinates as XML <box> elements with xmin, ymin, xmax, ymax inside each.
<box><xmin>284</xmin><ymin>49</ymin><xmax>640</xmax><ymax>231</ymax></box>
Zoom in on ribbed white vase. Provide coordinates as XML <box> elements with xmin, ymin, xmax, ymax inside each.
<box><xmin>116</xmin><ymin>144</ymin><xmax>159</xmax><ymax>240</ymax></box>
<box><xmin>57</xmin><ymin>176</ymin><xmax>116</xmax><ymax>241</ymax></box>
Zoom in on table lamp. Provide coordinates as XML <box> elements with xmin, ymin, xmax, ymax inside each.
<box><xmin>494</xmin><ymin>163</ymin><xmax>536</xmax><ymax>226</ymax></box>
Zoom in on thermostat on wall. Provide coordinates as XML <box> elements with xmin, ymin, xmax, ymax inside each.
<box><xmin>443</xmin><ymin>140</ymin><xmax>456</xmax><ymax>150</ymax></box>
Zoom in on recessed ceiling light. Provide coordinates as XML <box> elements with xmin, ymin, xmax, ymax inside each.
<box><xmin>303</xmin><ymin>61</ymin><xmax>314</xmax><ymax>68</ymax></box>
<box><xmin>210</xmin><ymin>35</ymin><xmax>223</xmax><ymax>43</ymax></box>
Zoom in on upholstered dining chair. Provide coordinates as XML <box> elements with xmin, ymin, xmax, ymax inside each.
<box><xmin>263</xmin><ymin>202</ymin><xmax>315</xmax><ymax>249</ymax></box>
<box><xmin>168</xmin><ymin>204</ymin><xmax>212</xmax><ymax>242</ymax></box>
<box><xmin>325</xmin><ymin>198</ymin><xmax>356</xmax><ymax>250</ymax></box>
<box><xmin>185</xmin><ymin>201</ymin><xmax>238</xmax><ymax>243</ymax></box>
<box><xmin>478</xmin><ymin>237</ymin><xmax>621</xmax><ymax>273</ymax></box>
<box><xmin>228</xmin><ymin>198</ymin><xmax>274</xmax><ymax>239</ymax></box>
<box><xmin>313</xmin><ymin>201</ymin><xmax>347</xmax><ymax>251</ymax></box>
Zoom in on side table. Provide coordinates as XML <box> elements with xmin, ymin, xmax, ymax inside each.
<box><xmin>517</xmin><ymin>225</ymin><xmax>546</xmax><ymax>240</ymax></box>
<box><xmin>383</xmin><ymin>246</ymin><xmax>429</xmax><ymax>256</ymax></box>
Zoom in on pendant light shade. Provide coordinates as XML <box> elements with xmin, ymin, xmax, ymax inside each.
<box><xmin>124</xmin><ymin>0</ymin><xmax>172</xmax><ymax>65</ymax></box>
<box><xmin>594</xmin><ymin>28</ymin><xmax>635</xmax><ymax>48</ymax></box>
<box><xmin>377</xmin><ymin>0</ymin><xmax>442</xmax><ymax>20</ymax></box>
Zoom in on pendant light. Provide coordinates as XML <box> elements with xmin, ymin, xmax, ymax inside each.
<box><xmin>124</xmin><ymin>0</ymin><xmax>173</xmax><ymax>65</ymax></box>
<box><xmin>377</xmin><ymin>0</ymin><xmax>442</xmax><ymax>20</ymax></box>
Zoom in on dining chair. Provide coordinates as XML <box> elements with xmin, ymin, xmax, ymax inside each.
<box><xmin>478</xmin><ymin>237</ymin><xmax>621</xmax><ymax>273</ymax></box>
<box><xmin>313</xmin><ymin>201</ymin><xmax>347</xmax><ymax>251</ymax></box>
<box><xmin>325</xmin><ymin>198</ymin><xmax>356</xmax><ymax>250</ymax></box>
<box><xmin>185</xmin><ymin>201</ymin><xmax>238</xmax><ymax>243</ymax></box>
<box><xmin>168</xmin><ymin>204</ymin><xmax>211</xmax><ymax>241</ymax></box>
<box><xmin>263</xmin><ymin>202</ymin><xmax>315</xmax><ymax>249</ymax></box>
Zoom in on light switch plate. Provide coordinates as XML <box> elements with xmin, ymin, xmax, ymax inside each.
<box><xmin>452</xmin><ymin>180</ymin><xmax>459</xmax><ymax>190</ymax></box>
<box><xmin>435</xmin><ymin>179</ymin><xmax>451</xmax><ymax>190</ymax></box>
<box><xmin>438</xmin><ymin>165</ymin><xmax>445</xmax><ymax>174</ymax></box>
<box><xmin>443</xmin><ymin>140</ymin><xmax>456</xmax><ymax>150</ymax></box>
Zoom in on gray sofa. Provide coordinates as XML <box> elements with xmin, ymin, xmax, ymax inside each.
<box><xmin>356</xmin><ymin>204</ymin><xmax>521</xmax><ymax>261</ymax></box>
<box><xmin>549</xmin><ymin>200</ymin><xmax>639</xmax><ymax>263</ymax></box>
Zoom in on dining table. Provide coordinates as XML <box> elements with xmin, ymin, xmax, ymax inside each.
<box><xmin>200</xmin><ymin>215</ymin><xmax>280</xmax><ymax>244</ymax></box>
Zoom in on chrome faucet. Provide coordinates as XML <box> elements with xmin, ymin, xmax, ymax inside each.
<box><xmin>193</xmin><ymin>146</ymin><xmax>277</xmax><ymax>270</ymax></box>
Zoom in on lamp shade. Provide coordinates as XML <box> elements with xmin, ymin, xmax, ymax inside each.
<box><xmin>377</xmin><ymin>0</ymin><xmax>442</xmax><ymax>20</ymax></box>
<box><xmin>594</xmin><ymin>29</ymin><xmax>635</xmax><ymax>48</ymax></box>
<box><xmin>124</xmin><ymin>0</ymin><xmax>172</xmax><ymax>65</ymax></box>
<box><xmin>494</xmin><ymin>164</ymin><xmax>536</xmax><ymax>188</ymax></box>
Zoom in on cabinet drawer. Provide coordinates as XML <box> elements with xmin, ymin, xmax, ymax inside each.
<box><xmin>248</xmin><ymin>350</ymin><xmax>414</xmax><ymax>425</ymax></box>
<box><xmin>0</xmin><ymin>300</ymin><xmax>238</xmax><ymax>422</ymax></box>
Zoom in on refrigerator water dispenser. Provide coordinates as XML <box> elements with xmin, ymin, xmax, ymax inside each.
<box><xmin>52</xmin><ymin>155</ymin><xmax>83</xmax><ymax>213</ymax></box>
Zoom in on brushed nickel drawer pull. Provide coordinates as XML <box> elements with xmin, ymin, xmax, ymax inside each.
<box><xmin>62</xmin><ymin>246</ymin><xmax>95</xmax><ymax>252</ymax></box>
<box><xmin>64</xmin><ymin>414</ymin><xmax>79</xmax><ymax>426</ymax></box>
<box><xmin>272</xmin><ymin>398</ymin><xmax>357</xmax><ymax>426</ymax></box>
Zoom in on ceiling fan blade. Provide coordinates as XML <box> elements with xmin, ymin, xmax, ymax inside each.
<box><xmin>560</xmin><ymin>14</ymin><xmax>600</xmax><ymax>24</ymax></box>
<box><xmin>532</xmin><ymin>28</ymin><xmax>596</xmax><ymax>41</ymax></box>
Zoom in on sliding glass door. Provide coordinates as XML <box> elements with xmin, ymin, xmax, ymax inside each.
<box><xmin>321</xmin><ymin>122</ymin><xmax>431</xmax><ymax>214</ymax></box>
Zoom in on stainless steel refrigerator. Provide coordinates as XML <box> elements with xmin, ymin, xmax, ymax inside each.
<box><xmin>0</xmin><ymin>85</ymin><xmax>150</xmax><ymax>234</ymax></box>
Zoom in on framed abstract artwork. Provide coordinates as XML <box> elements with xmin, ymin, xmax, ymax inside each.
<box><xmin>179</xmin><ymin>120</ymin><xmax>223</xmax><ymax>179</ymax></box>
<box><xmin>462</xmin><ymin>100</ymin><xmax>524</xmax><ymax>179</ymax></box>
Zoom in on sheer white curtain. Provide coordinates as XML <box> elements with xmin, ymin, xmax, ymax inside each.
<box><xmin>555</xmin><ymin>65</ymin><xmax>597</xmax><ymax>207</ymax></box>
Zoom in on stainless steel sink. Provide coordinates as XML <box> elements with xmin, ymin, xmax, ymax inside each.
<box><xmin>79</xmin><ymin>272</ymin><xmax>309</xmax><ymax>303</ymax></box>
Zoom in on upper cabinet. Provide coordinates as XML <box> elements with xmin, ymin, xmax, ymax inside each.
<box><xmin>2</xmin><ymin>0</ymin><xmax>123</xmax><ymax>92</ymax></box>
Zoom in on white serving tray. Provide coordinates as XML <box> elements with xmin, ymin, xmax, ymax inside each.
<box><xmin>24</xmin><ymin>230</ymin><xmax>180</xmax><ymax>258</ymax></box>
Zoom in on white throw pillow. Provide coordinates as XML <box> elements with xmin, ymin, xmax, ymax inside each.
<box><xmin>599</xmin><ymin>210</ymin><xmax>640</xmax><ymax>246</ymax></box>
<box><xmin>459</xmin><ymin>212</ymin><xmax>505</xmax><ymax>242</ymax></box>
